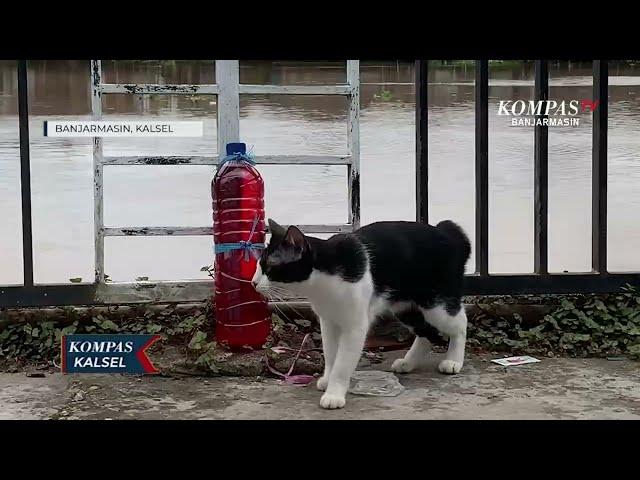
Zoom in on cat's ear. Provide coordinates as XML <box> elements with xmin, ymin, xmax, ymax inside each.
<box><xmin>283</xmin><ymin>225</ymin><xmax>308</xmax><ymax>253</ymax></box>
<box><xmin>268</xmin><ymin>218</ymin><xmax>287</xmax><ymax>243</ymax></box>
<box><xmin>267</xmin><ymin>225</ymin><xmax>308</xmax><ymax>266</ymax></box>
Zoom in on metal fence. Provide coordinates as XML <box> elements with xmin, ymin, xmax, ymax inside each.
<box><xmin>1</xmin><ymin>59</ymin><xmax>639</xmax><ymax>308</ymax></box>
<box><xmin>416</xmin><ymin>60</ymin><xmax>640</xmax><ymax>295</ymax></box>
<box><xmin>1</xmin><ymin>60</ymin><xmax>359</xmax><ymax>307</ymax></box>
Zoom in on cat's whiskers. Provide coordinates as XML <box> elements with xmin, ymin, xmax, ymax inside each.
<box><xmin>272</xmin><ymin>304</ymin><xmax>293</xmax><ymax>324</ymax></box>
<box><xmin>266</xmin><ymin>291</ymin><xmax>296</xmax><ymax>325</ymax></box>
<box><xmin>258</xmin><ymin>288</ymin><xmax>276</xmax><ymax>302</ymax></box>
<box><xmin>266</xmin><ymin>284</ymin><xmax>290</xmax><ymax>295</ymax></box>
<box><xmin>265</xmin><ymin>286</ymin><xmax>308</xmax><ymax>320</ymax></box>
<box><xmin>279</xmin><ymin>301</ymin><xmax>307</xmax><ymax>322</ymax></box>
<box><xmin>261</xmin><ymin>288</ymin><xmax>308</xmax><ymax>327</ymax></box>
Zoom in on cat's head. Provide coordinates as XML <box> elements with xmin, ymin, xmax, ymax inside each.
<box><xmin>251</xmin><ymin>218</ymin><xmax>314</xmax><ymax>295</ymax></box>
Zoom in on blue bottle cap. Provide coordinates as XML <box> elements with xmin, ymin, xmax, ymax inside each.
<box><xmin>226</xmin><ymin>142</ymin><xmax>246</xmax><ymax>155</ymax></box>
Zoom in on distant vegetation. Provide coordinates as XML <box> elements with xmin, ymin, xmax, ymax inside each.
<box><xmin>112</xmin><ymin>59</ymin><xmax>640</xmax><ymax>67</ymax></box>
<box><xmin>429</xmin><ymin>60</ymin><xmax>523</xmax><ymax>69</ymax></box>
<box><xmin>429</xmin><ymin>60</ymin><xmax>640</xmax><ymax>68</ymax></box>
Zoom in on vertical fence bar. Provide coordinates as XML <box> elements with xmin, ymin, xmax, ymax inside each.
<box><xmin>415</xmin><ymin>60</ymin><xmax>429</xmax><ymax>224</ymax></box>
<box><xmin>90</xmin><ymin>60</ymin><xmax>105</xmax><ymax>283</ymax></box>
<box><xmin>592</xmin><ymin>60</ymin><xmax>608</xmax><ymax>274</ymax></box>
<box><xmin>347</xmin><ymin>60</ymin><xmax>361</xmax><ymax>229</ymax></box>
<box><xmin>17</xmin><ymin>60</ymin><xmax>34</xmax><ymax>287</ymax></box>
<box><xmin>534</xmin><ymin>60</ymin><xmax>549</xmax><ymax>274</ymax></box>
<box><xmin>475</xmin><ymin>60</ymin><xmax>489</xmax><ymax>276</ymax></box>
<box><xmin>215</xmin><ymin>60</ymin><xmax>240</xmax><ymax>161</ymax></box>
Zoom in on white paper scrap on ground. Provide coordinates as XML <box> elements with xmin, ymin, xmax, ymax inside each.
<box><xmin>349</xmin><ymin>371</ymin><xmax>405</xmax><ymax>397</ymax></box>
<box><xmin>491</xmin><ymin>355</ymin><xmax>541</xmax><ymax>366</ymax></box>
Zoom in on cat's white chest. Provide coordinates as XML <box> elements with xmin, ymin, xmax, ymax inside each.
<box><xmin>306</xmin><ymin>269</ymin><xmax>374</xmax><ymax>323</ymax></box>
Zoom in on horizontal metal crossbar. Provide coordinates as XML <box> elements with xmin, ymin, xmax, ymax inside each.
<box><xmin>254</xmin><ymin>155</ymin><xmax>351</xmax><ymax>165</ymax></box>
<box><xmin>102</xmin><ymin>224</ymin><xmax>353</xmax><ymax>237</ymax></box>
<box><xmin>0</xmin><ymin>281</ymin><xmax>213</xmax><ymax>307</ymax></box>
<box><xmin>100</xmin><ymin>84</ymin><xmax>219</xmax><ymax>95</ymax></box>
<box><xmin>101</xmin><ymin>155</ymin><xmax>351</xmax><ymax>166</ymax></box>
<box><xmin>463</xmin><ymin>273</ymin><xmax>640</xmax><ymax>295</ymax></box>
<box><xmin>100</xmin><ymin>84</ymin><xmax>354</xmax><ymax>96</ymax></box>
<box><xmin>102</xmin><ymin>156</ymin><xmax>216</xmax><ymax>166</ymax></box>
<box><xmin>103</xmin><ymin>227</ymin><xmax>212</xmax><ymax>236</ymax></box>
<box><xmin>3</xmin><ymin>272</ymin><xmax>640</xmax><ymax>308</ymax></box>
<box><xmin>238</xmin><ymin>84</ymin><xmax>353</xmax><ymax>95</ymax></box>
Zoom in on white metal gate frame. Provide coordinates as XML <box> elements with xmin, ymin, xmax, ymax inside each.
<box><xmin>90</xmin><ymin>60</ymin><xmax>360</xmax><ymax>303</ymax></box>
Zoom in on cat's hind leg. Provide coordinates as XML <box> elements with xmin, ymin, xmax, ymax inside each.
<box><xmin>422</xmin><ymin>303</ymin><xmax>467</xmax><ymax>375</ymax></box>
<box><xmin>391</xmin><ymin>308</ymin><xmax>443</xmax><ymax>373</ymax></box>
<box><xmin>391</xmin><ymin>336</ymin><xmax>430</xmax><ymax>373</ymax></box>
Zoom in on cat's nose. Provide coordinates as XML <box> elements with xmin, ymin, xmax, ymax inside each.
<box><xmin>251</xmin><ymin>279</ymin><xmax>258</xmax><ymax>288</ymax></box>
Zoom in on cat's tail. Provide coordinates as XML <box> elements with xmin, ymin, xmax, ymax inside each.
<box><xmin>436</xmin><ymin>220</ymin><xmax>472</xmax><ymax>264</ymax></box>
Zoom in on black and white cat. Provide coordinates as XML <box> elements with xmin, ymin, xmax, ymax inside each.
<box><xmin>252</xmin><ymin>218</ymin><xmax>472</xmax><ymax>410</ymax></box>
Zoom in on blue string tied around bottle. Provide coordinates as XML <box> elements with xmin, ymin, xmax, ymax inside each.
<box><xmin>214</xmin><ymin>214</ymin><xmax>265</xmax><ymax>261</ymax></box>
<box><xmin>218</xmin><ymin>147</ymin><xmax>256</xmax><ymax>168</ymax></box>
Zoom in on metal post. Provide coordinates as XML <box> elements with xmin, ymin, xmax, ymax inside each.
<box><xmin>592</xmin><ymin>60</ymin><xmax>608</xmax><ymax>274</ymax></box>
<box><xmin>91</xmin><ymin>60</ymin><xmax>105</xmax><ymax>283</ymax></box>
<box><xmin>534</xmin><ymin>60</ymin><xmax>549</xmax><ymax>274</ymax></box>
<box><xmin>415</xmin><ymin>60</ymin><xmax>429</xmax><ymax>224</ymax></box>
<box><xmin>215</xmin><ymin>60</ymin><xmax>240</xmax><ymax>161</ymax></box>
<box><xmin>475</xmin><ymin>60</ymin><xmax>489</xmax><ymax>276</ymax></box>
<box><xmin>18</xmin><ymin>60</ymin><xmax>34</xmax><ymax>287</ymax></box>
<box><xmin>347</xmin><ymin>60</ymin><xmax>361</xmax><ymax>230</ymax></box>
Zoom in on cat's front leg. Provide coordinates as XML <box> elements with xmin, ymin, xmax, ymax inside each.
<box><xmin>317</xmin><ymin>316</ymin><xmax>338</xmax><ymax>391</ymax></box>
<box><xmin>320</xmin><ymin>311</ymin><xmax>368</xmax><ymax>410</ymax></box>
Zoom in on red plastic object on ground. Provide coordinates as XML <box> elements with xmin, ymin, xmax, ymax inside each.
<box><xmin>212</xmin><ymin>142</ymin><xmax>270</xmax><ymax>350</ymax></box>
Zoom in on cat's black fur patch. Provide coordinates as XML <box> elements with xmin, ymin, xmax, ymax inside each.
<box><xmin>307</xmin><ymin>235</ymin><xmax>367</xmax><ymax>282</ymax></box>
<box><xmin>262</xmin><ymin>219</ymin><xmax>471</xmax><ymax>337</ymax></box>
<box><xmin>355</xmin><ymin>220</ymin><xmax>470</xmax><ymax>307</ymax></box>
<box><xmin>395</xmin><ymin>308</ymin><xmax>448</xmax><ymax>345</ymax></box>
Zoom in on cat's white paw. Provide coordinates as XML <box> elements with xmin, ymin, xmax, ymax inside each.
<box><xmin>316</xmin><ymin>375</ymin><xmax>328</xmax><ymax>391</ymax></box>
<box><xmin>320</xmin><ymin>393</ymin><xmax>346</xmax><ymax>409</ymax></box>
<box><xmin>438</xmin><ymin>359</ymin><xmax>463</xmax><ymax>374</ymax></box>
<box><xmin>391</xmin><ymin>358</ymin><xmax>415</xmax><ymax>373</ymax></box>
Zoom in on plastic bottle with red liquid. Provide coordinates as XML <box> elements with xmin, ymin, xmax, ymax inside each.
<box><xmin>212</xmin><ymin>142</ymin><xmax>270</xmax><ymax>350</ymax></box>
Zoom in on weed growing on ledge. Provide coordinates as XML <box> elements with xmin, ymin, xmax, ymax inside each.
<box><xmin>2</xmin><ymin>286</ymin><xmax>639</xmax><ymax>370</ymax></box>
<box><xmin>467</xmin><ymin>285</ymin><xmax>640</xmax><ymax>359</ymax></box>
